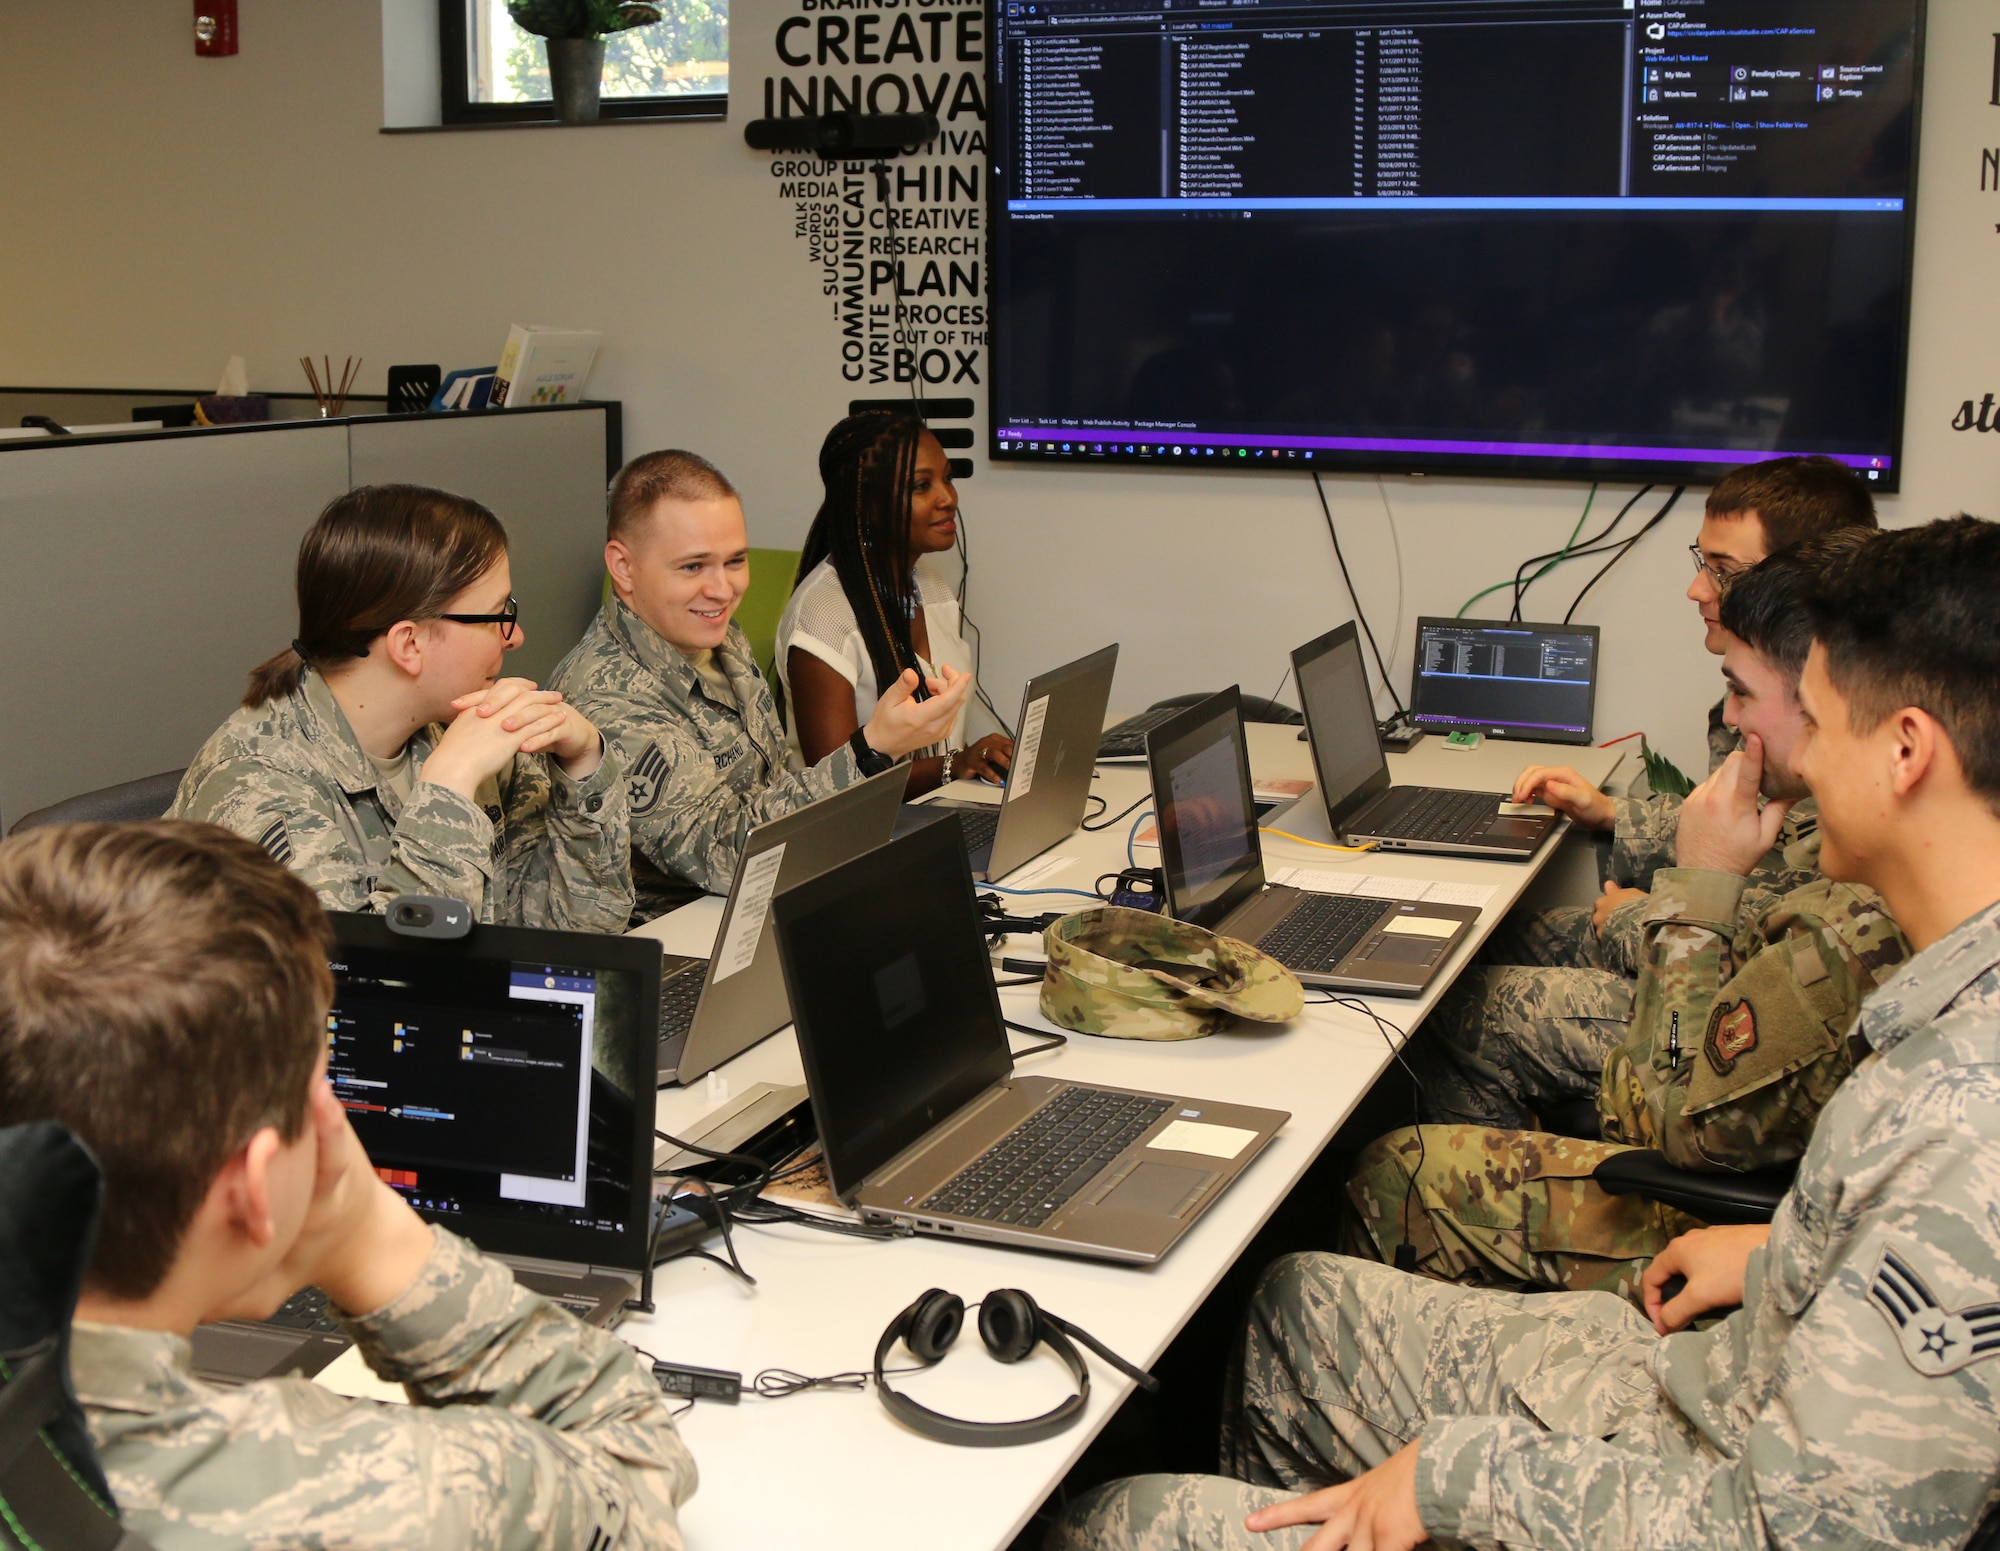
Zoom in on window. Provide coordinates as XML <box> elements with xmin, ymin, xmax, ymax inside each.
<box><xmin>440</xmin><ymin>0</ymin><xmax>726</xmax><ymax>124</ymax></box>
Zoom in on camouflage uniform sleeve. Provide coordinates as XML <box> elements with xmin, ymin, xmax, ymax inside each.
<box><xmin>601</xmin><ymin>694</ymin><xmax>863</xmax><ymax>897</ymax></box>
<box><xmin>338</xmin><ymin>1228</ymin><xmax>697</xmax><ymax>1550</ymax></box>
<box><xmin>1412</xmin><ymin>1119</ymin><xmax>2000</xmax><ymax>1551</ymax></box>
<box><xmin>1607</xmin><ymin>791</ymin><xmax>1684</xmax><ymax>891</ymax></box>
<box><xmin>490</xmin><ymin>743</ymin><xmax>636</xmax><ymax>933</ymax></box>
<box><xmin>173</xmin><ymin>756</ymin><xmax>502</xmax><ymax>917</ymax></box>
<box><xmin>1601</xmin><ymin>872</ymin><xmax>1883</xmax><ymax>1172</ymax></box>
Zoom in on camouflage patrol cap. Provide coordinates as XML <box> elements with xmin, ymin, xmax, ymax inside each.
<box><xmin>1039</xmin><ymin>906</ymin><xmax>1304</xmax><ymax>1041</ymax></box>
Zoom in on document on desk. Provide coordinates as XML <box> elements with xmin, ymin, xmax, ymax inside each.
<box><xmin>1271</xmin><ymin>867</ymin><xmax>1498</xmax><ymax>910</ymax></box>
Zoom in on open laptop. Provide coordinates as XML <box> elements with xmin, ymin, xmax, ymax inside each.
<box><xmin>1294</xmin><ymin>623</ymin><xmax>1560</xmax><ymax>858</ymax></box>
<box><xmin>1409</xmin><ymin>616</ymin><xmax>1601</xmax><ymax>745</ymax></box>
<box><xmin>771</xmin><ymin>819</ymin><xmax>1288</xmax><ymax>1265</ymax></box>
<box><xmin>657</xmin><ymin>764</ymin><xmax>907</xmax><ymax>1086</ymax></box>
<box><xmin>190</xmin><ymin>913</ymin><xmax>661</xmax><ymax>1384</ymax></box>
<box><xmin>1146</xmin><ymin>686</ymin><xmax>1480</xmax><ymax>994</ymax></box>
<box><xmin>896</xmin><ymin>643</ymin><xmax>1119</xmax><ymax>881</ymax></box>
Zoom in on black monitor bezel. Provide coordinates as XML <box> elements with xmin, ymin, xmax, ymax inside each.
<box><xmin>1291</xmin><ymin>622</ymin><xmax>1396</xmax><ymax>831</ymax></box>
<box><xmin>1144</xmin><ymin>684</ymin><xmax>1268</xmax><ymax>930</ymax></box>
<box><xmin>325</xmin><ymin>913</ymin><xmax>660</xmax><ymax>1272</ymax></box>
<box><xmin>1408</xmin><ymin>615</ymin><xmax>1604</xmax><ymax>747</ymax></box>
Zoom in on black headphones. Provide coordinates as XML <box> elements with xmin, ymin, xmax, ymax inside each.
<box><xmin>874</xmin><ymin>1287</ymin><xmax>1161</xmax><ymax>1446</ymax></box>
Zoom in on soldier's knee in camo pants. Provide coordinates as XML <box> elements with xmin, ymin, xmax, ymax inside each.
<box><xmin>1409</xmin><ymin>965</ymin><xmax>1634</xmax><ymax>1129</ymax></box>
<box><xmin>1480</xmin><ymin>903</ymin><xmax>1605</xmax><ymax>971</ymax></box>
<box><xmin>1341</xmin><ymin>1126</ymin><xmax>1703</xmax><ymax>1300</ymax></box>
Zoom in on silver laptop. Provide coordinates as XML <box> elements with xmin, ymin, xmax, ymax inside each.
<box><xmin>896</xmin><ymin>643</ymin><xmax>1119</xmax><ymax>881</ymax></box>
<box><xmin>1294</xmin><ymin>623</ymin><xmax>1559</xmax><ymax>858</ymax></box>
<box><xmin>190</xmin><ymin>914</ymin><xmax>661</xmax><ymax>1384</ymax></box>
<box><xmin>771</xmin><ymin>818</ymin><xmax>1288</xmax><ymax>1265</ymax></box>
<box><xmin>659</xmin><ymin>765</ymin><xmax>908</xmax><ymax>1086</ymax></box>
<box><xmin>1146</xmin><ymin>686</ymin><xmax>1479</xmax><ymax>995</ymax></box>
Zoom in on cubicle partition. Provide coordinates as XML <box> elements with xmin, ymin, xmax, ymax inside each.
<box><xmin>0</xmin><ymin>402</ymin><xmax>619</xmax><ymax>825</ymax></box>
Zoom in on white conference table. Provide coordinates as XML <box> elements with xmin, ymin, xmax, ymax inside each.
<box><xmin>622</xmin><ymin>726</ymin><xmax>1624</xmax><ymax>1551</ymax></box>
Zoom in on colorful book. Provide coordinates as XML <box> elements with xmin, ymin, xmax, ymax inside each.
<box><xmin>491</xmin><ymin>325</ymin><xmax>602</xmax><ymax>408</ymax></box>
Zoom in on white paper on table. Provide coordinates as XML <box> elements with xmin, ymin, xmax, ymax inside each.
<box><xmin>1271</xmin><ymin>866</ymin><xmax>1362</xmax><ymax>894</ymax></box>
<box><xmin>1003</xmin><ymin>852</ymin><xmax>1077</xmax><ymax>889</ymax></box>
<box><xmin>314</xmin><ymin>1345</ymin><xmax>408</xmax><ymax>1405</ymax></box>
<box><xmin>1354</xmin><ymin>875</ymin><xmax>1429</xmax><ymax>901</ymax></box>
<box><xmin>1007</xmin><ymin>695</ymin><xmax>1051</xmax><ymax>800</ymax></box>
<box><xmin>1151</xmin><ymin>1119</ymin><xmax>1259</xmax><ymax>1159</ymax></box>
<box><xmin>1418</xmin><ymin>880</ymin><xmax>1499</xmax><ymax>908</ymax></box>
<box><xmin>711</xmin><ymin>843</ymin><xmax>786</xmax><ymax>982</ymax></box>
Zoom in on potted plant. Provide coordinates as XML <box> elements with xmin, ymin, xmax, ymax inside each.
<box><xmin>507</xmin><ymin>1</ymin><xmax>663</xmax><ymax>123</ymax></box>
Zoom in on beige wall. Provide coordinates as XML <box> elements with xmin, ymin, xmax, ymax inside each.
<box><xmin>2</xmin><ymin>0</ymin><xmax>1996</xmax><ymax>780</ymax></box>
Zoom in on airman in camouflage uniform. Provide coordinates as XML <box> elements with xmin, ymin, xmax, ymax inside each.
<box><xmin>548</xmin><ymin>597</ymin><xmax>868</xmax><ymax>923</ymax></box>
<box><xmin>76</xmin><ymin>1227</ymin><xmax>697</xmax><ymax>1550</ymax></box>
<box><xmin>169</xmin><ymin>666</ymin><xmax>633</xmax><ymax>931</ymax></box>
<box><xmin>1051</xmin><ymin>898</ymin><xmax>2000</xmax><ymax>1551</ymax></box>
<box><xmin>1348</xmin><ymin>836</ymin><xmax>1909</xmax><ymax>1295</ymax></box>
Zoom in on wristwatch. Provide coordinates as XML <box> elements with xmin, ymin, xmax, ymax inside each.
<box><xmin>848</xmin><ymin>726</ymin><xmax>895</xmax><ymax>777</ymax></box>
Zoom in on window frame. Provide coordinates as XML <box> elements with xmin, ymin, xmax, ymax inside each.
<box><xmin>438</xmin><ymin>0</ymin><xmax>725</xmax><ymax>126</ymax></box>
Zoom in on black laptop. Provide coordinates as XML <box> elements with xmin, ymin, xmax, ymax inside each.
<box><xmin>1293</xmin><ymin>623</ymin><xmax>1560</xmax><ymax>858</ymax></box>
<box><xmin>1146</xmin><ymin>687</ymin><xmax>1479</xmax><ymax>994</ymax></box>
<box><xmin>1409</xmin><ymin>616</ymin><xmax>1601</xmax><ymax>745</ymax></box>
<box><xmin>190</xmin><ymin>913</ymin><xmax>660</xmax><ymax>1383</ymax></box>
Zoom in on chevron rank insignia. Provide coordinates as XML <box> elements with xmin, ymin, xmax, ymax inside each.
<box><xmin>1867</xmin><ymin>1246</ymin><xmax>2000</xmax><ymax>1376</ymax></box>
<box><xmin>257</xmin><ymin>818</ymin><xmax>293</xmax><ymax>866</ymax></box>
<box><xmin>629</xmin><ymin>741</ymin><xmax>669</xmax><ymax>816</ymax></box>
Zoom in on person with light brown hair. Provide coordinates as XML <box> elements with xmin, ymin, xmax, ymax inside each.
<box><xmin>549</xmin><ymin>447</ymin><xmax>968</xmax><ymax>921</ymax></box>
<box><xmin>0</xmin><ymin>821</ymin><xmax>694</xmax><ymax>1550</ymax></box>
<box><xmin>169</xmin><ymin>482</ymin><xmax>633</xmax><ymax>930</ymax></box>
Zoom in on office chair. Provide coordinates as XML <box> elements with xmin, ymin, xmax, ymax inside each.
<box><xmin>1531</xmin><ymin>1096</ymin><xmax>1795</xmax><ymax>1226</ymax></box>
<box><xmin>0</xmin><ymin>1122</ymin><xmax>156</xmax><ymax>1551</ymax></box>
<box><xmin>6</xmin><ymin>771</ymin><xmax>185</xmax><ymax>837</ymax></box>
<box><xmin>1145</xmin><ymin>691</ymin><xmax>1303</xmax><ymax>726</ymax></box>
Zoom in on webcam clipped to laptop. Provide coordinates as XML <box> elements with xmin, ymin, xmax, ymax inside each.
<box><xmin>772</xmin><ymin>819</ymin><xmax>1288</xmax><ymax>1264</ymax></box>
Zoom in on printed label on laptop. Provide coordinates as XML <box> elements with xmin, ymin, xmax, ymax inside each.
<box><xmin>713</xmin><ymin>842</ymin><xmax>787</xmax><ymax>982</ymax></box>
<box><xmin>1008</xmin><ymin>694</ymin><xmax>1052</xmax><ymax>800</ymax></box>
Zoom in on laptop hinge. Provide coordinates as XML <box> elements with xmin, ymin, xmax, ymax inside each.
<box><xmin>856</xmin><ymin>1078</ymin><xmax>1040</xmax><ymax>1198</ymax></box>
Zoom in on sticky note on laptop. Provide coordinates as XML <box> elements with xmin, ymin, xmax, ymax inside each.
<box><xmin>1381</xmin><ymin>915</ymin><xmax>1460</xmax><ymax>938</ymax></box>
<box><xmin>1150</xmin><ymin>1119</ymin><xmax>1259</xmax><ymax>1160</ymax></box>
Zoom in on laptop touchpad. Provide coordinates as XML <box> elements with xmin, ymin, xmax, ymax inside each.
<box><xmin>1483</xmin><ymin>817</ymin><xmax>1542</xmax><ymax>840</ymax></box>
<box><xmin>1097</xmin><ymin>1161</ymin><xmax>1214</xmax><ymax>1217</ymax></box>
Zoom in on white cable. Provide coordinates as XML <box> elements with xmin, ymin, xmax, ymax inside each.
<box><xmin>1375</xmin><ymin>477</ymin><xmax>1407</xmax><ymax>692</ymax></box>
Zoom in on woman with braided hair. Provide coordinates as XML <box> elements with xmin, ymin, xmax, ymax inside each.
<box><xmin>778</xmin><ymin>411</ymin><xmax>1014</xmax><ymax>797</ymax></box>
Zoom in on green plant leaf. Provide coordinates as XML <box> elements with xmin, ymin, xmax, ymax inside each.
<box><xmin>1639</xmin><ymin>738</ymin><xmax>1695</xmax><ymax>799</ymax></box>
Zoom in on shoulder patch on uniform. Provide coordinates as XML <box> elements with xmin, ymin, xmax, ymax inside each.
<box><xmin>1703</xmin><ymin>998</ymin><xmax>1758</xmax><ymax>1075</ymax></box>
<box><xmin>629</xmin><ymin>741</ymin><xmax>669</xmax><ymax>817</ymax></box>
<box><xmin>1789</xmin><ymin>939</ymin><xmax>1829</xmax><ymax>987</ymax></box>
<box><xmin>1868</xmin><ymin>1246</ymin><xmax>2000</xmax><ymax>1376</ymax></box>
<box><xmin>257</xmin><ymin>818</ymin><xmax>293</xmax><ymax>866</ymax></box>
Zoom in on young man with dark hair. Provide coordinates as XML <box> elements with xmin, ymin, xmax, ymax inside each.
<box><xmin>548</xmin><ymin>447</ymin><xmax>968</xmax><ymax>921</ymax></box>
<box><xmin>1509</xmin><ymin>453</ymin><xmax>1876</xmax><ymax>975</ymax></box>
<box><xmin>0</xmin><ymin>821</ymin><xmax>696</xmax><ymax>1550</ymax></box>
<box><xmin>1058</xmin><ymin>514</ymin><xmax>2000</xmax><ymax>1551</ymax></box>
<box><xmin>1348</xmin><ymin>531</ymin><xmax>1907</xmax><ymax>1296</ymax></box>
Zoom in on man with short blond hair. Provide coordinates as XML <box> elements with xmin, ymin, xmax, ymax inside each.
<box><xmin>0</xmin><ymin>820</ymin><xmax>696</xmax><ymax>1551</ymax></box>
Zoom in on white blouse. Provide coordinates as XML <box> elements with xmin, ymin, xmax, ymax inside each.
<box><xmin>776</xmin><ymin>557</ymin><xmax>973</xmax><ymax>753</ymax></box>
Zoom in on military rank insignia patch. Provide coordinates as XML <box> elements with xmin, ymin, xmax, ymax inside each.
<box><xmin>1703</xmin><ymin>998</ymin><xmax>1759</xmax><ymax>1074</ymax></box>
<box><xmin>1868</xmin><ymin>1246</ymin><xmax>2000</xmax><ymax>1376</ymax></box>
<box><xmin>258</xmin><ymin>818</ymin><xmax>293</xmax><ymax>866</ymax></box>
<box><xmin>629</xmin><ymin>741</ymin><xmax>669</xmax><ymax>817</ymax></box>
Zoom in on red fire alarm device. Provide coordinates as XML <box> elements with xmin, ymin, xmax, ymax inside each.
<box><xmin>194</xmin><ymin>0</ymin><xmax>238</xmax><ymax>56</ymax></box>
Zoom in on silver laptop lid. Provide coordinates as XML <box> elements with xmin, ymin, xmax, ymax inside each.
<box><xmin>985</xmin><ymin>643</ymin><xmax>1119</xmax><ymax>879</ymax></box>
<box><xmin>325</xmin><ymin>914</ymin><xmax>660</xmax><ymax>1272</ymax></box>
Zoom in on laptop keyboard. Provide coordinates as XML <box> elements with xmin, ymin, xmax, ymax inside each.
<box><xmin>1096</xmin><ymin>705</ymin><xmax>1182</xmax><ymax>759</ymax></box>
<box><xmin>1375</xmin><ymin>788</ymin><xmax>1500</xmax><ymax>843</ymax></box>
<box><xmin>658</xmin><ymin>957</ymin><xmax>705</xmax><ymax>1040</ymax></box>
<box><xmin>921</xmin><ymin>1086</ymin><xmax>1174</xmax><ymax>1229</ymax></box>
<box><xmin>264</xmin><ymin>1285</ymin><xmax>344</xmax><ymax>1334</ymax></box>
<box><xmin>951</xmin><ymin>805</ymin><xmax>1001</xmax><ymax>857</ymax></box>
<box><xmin>1259</xmin><ymin>893</ymin><xmax>1390</xmax><ymax>974</ymax></box>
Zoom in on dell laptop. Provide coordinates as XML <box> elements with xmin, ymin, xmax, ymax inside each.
<box><xmin>657</xmin><ymin>764</ymin><xmax>908</xmax><ymax>1085</ymax></box>
<box><xmin>1409</xmin><ymin>616</ymin><xmax>1601</xmax><ymax>745</ymax></box>
<box><xmin>1146</xmin><ymin>686</ymin><xmax>1480</xmax><ymax>995</ymax></box>
<box><xmin>896</xmin><ymin>643</ymin><xmax>1119</xmax><ymax>881</ymax></box>
<box><xmin>1293</xmin><ymin>623</ymin><xmax>1560</xmax><ymax>858</ymax></box>
<box><xmin>772</xmin><ymin>819</ymin><xmax>1288</xmax><ymax>1265</ymax></box>
<box><xmin>191</xmin><ymin>912</ymin><xmax>661</xmax><ymax>1384</ymax></box>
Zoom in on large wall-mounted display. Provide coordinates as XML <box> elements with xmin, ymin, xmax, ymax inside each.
<box><xmin>988</xmin><ymin>0</ymin><xmax>1923</xmax><ymax>488</ymax></box>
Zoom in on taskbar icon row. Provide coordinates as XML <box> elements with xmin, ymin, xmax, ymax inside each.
<box><xmin>1000</xmin><ymin>439</ymin><xmax>1316</xmax><ymax>462</ymax></box>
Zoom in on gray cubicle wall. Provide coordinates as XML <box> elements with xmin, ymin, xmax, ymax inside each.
<box><xmin>0</xmin><ymin>405</ymin><xmax>614</xmax><ymax>824</ymax></box>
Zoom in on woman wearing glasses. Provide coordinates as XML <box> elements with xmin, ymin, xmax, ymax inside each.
<box><xmin>169</xmin><ymin>483</ymin><xmax>633</xmax><ymax>930</ymax></box>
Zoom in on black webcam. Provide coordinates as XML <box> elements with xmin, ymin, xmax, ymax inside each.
<box><xmin>385</xmin><ymin>895</ymin><xmax>472</xmax><ymax>940</ymax></box>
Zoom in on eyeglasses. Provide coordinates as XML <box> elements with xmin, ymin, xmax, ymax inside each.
<box><xmin>437</xmin><ymin>596</ymin><xmax>520</xmax><ymax>641</ymax></box>
<box><xmin>1688</xmin><ymin>545</ymin><xmax>1749</xmax><ymax>588</ymax></box>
